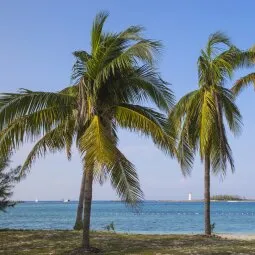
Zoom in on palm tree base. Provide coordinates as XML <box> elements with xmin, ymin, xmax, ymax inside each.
<box><xmin>73</xmin><ymin>221</ymin><xmax>83</xmax><ymax>230</ymax></box>
<box><xmin>69</xmin><ymin>247</ymin><xmax>101</xmax><ymax>254</ymax></box>
<box><xmin>203</xmin><ymin>233</ymin><xmax>214</xmax><ymax>238</ymax></box>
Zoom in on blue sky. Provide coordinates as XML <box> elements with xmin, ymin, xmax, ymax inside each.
<box><xmin>1</xmin><ymin>1</ymin><xmax>255</xmax><ymax>201</ymax></box>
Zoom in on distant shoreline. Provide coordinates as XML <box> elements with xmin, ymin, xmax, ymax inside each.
<box><xmin>18</xmin><ymin>199</ymin><xmax>255</xmax><ymax>203</ymax></box>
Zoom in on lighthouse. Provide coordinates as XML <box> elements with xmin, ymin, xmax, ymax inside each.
<box><xmin>188</xmin><ymin>193</ymin><xmax>192</xmax><ymax>201</ymax></box>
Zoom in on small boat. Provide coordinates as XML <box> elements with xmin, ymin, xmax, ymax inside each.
<box><xmin>63</xmin><ymin>199</ymin><xmax>70</xmax><ymax>203</ymax></box>
<box><xmin>35</xmin><ymin>198</ymin><xmax>38</xmax><ymax>203</ymax></box>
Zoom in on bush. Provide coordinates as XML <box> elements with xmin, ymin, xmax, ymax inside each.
<box><xmin>0</xmin><ymin>156</ymin><xmax>21</xmax><ymax>212</ymax></box>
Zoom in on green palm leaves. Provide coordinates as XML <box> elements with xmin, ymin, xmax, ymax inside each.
<box><xmin>172</xmin><ymin>32</ymin><xmax>242</xmax><ymax>175</ymax></box>
<box><xmin>232</xmin><ymin>46</ymin><xmax>255</xmax><ymax>95</ymax></box>
<box><xmin>0</xmin><ymin>89</ymin><xmax>76</xmax><ymax>174</ymax></box>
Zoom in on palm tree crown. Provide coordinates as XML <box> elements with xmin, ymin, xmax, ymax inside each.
<box><xmin>172</xmin><ymin>32</ymin><xmax>242</xmax><ymax>174</ymax></box>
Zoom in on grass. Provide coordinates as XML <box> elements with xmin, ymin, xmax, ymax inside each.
<box><xmin>1</xmin><ymin>230</ymin><xmax>255</xmax><ymax>254</ymax></box>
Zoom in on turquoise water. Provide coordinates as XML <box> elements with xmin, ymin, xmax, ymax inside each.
<box><xmin>1</xmin><ymin>201</ymin><xmax>255</xmax><ymax>234</ymax></box>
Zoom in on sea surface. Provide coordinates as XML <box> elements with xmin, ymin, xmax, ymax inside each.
<box><xmin>1</xmin><ymin>201</ymin><xmax>255</xmax><ymax>234</ymax></box>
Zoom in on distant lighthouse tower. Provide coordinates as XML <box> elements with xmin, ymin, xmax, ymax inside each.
<box><xmin>188</xmin><ymin>193</ymin><xmax>192</xmax><ymax>201</ymax></box>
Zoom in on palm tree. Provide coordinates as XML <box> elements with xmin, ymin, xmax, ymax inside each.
<box><xmin>171</xmin><ymin>32</ymin><xmax>242</xmax><ymax>236</ymax></box>
<box><xmin>0</xmin><ymin>12</ymin><xmax>175</xmax><ymax>250</ymax></box>
<box><xmin>232</xmin><ymin>46</ymin><xmax>255</xmax><ymax>95</ymax></box>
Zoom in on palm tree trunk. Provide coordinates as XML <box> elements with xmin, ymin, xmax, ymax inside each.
<box><xmin>82</xmin><ymin>167</ymin><xmax>93</xmax><ymax>250</ymax></box>
<box><xmin>73</xmin><ymin>169</ymin><xmax>86</xmax><ymax>230</ymax></box>
<box><xmin>204</xmin><ymin>154</ymin><xmax>211</xmax><ymax>235</ymax></box>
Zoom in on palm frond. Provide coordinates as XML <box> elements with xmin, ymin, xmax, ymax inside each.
<box><xmin>109</xmin><ymin>150</ymin><xmax>143</xmax><ymax>205</ymax></box>
<box><xmin>176</xmin><ymin>122</ymin><xmax>194</xmax><ymax>176</ymax></box>
<box><xmin>118</xmin><ymin>25</ymin><xmax>145</xmax><ymax>41</ymax></box>
<box><xmin>79</xmin><ymin>115</ymin><xmax>142</xmax><ymax>205</ymax></box>
<box><xmin>206</xmin><ymin>31</ymin><xmax>232</xmax><ymax>58</ymax></box>
<box><xmin>115</xmin><ymin>104</ymin><xmax>175</xmax><ymax>155</ymax></box>
<box><xmin>126</xmin><ymin>65</ymin><xmax>174</xmax><ymax>111</ymax></box>
<box><xmin>232</xmin><ymin>73</ymin><xmax>255</xmax><ymax>95</ymax></box>
<box><xmin>0</xmin><ymin>89</ymin><xmax>75</xmax><ymax>129</ymax></box>
<box><xmin>71</xmin><ymin>51</ymin><xmax>91</xmax><ymax>82</ymax></box>
<box><xmin>0</xmin><ymin>104</ymin><xmax>75</xmax><ymax>158</ymax></box>
<box><xmin>19</xmin><ymin>120</ymin><xmax>75</xmax><ymax>176</ymax></box>
<box><xmin>91</xmin><ymin>11</ymin><xmax>109</xmax><ymax>55</ymax></box>
<box><xmin>97</xmin><ymin>65</ymin><xmax>174</xmax><ymax>112</ymax></box>
<box><xmin>78</xmin><ymin>115</ymin><xmax>117</xmax><ymax>169</ymax></box>
<box><xmin>90</xmin><ymin>33</ymin><xmax>162</xmax><ymax>87</ymax></box>
<box><xmin>217</xmin><ymin>87</ymin><xmax>242</xmax><ymax>135</ymax></box>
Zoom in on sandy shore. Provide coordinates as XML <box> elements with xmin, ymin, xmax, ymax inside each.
<box><xmin>219</xmin><ymin>234</ymin><xmax>255</xmax><ymax>240</ymax></box>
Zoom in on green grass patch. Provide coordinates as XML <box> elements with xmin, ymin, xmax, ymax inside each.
<box><xmin>0</xmin><ymin>230</ymin><xmax>255</xmax><ymax>254</ymax></box>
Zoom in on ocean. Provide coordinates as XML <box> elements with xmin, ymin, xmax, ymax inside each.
<box><xmin>1</xmin><ymin>201</ymin><xmax>255</xmax><ymax>234</ymax></box>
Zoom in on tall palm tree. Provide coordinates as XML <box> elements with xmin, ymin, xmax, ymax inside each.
<box><xmin>232</xmin><ymin>46</ymin><xmax>255</xmax><ymax>95</ymax></box>
<box><xmin>0</xmin><ymin>12</ymin><xmax>175</xmax><ymax>250</ymax></box>
<box><xmin>171</xmin><ymin>32</ymin><xmax>242</xmax><ymax>236</ymax></box>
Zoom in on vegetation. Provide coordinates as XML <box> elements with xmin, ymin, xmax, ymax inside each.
<box><xmin>0</xmin><ymin>156</ymin><xmax>20</xmax><ymax>211</ymax></box>
<box><xmin>232</xmin><ymin>45</ymin><xmax>255</xmax><ymax>95</ymax></box>
<box><xmin>1</xmin><ymin>230</ymin><xmax>255</xmax><ymax>255</ymax></box>
<box><xmin>171</xmin><ymin>32</ymin><xmax>243</xmax><ymax>236</ymax></box>
<box><xmin>0</xmin><ymin>12</ymin><xmax>175</xmax><ymax>251</ymax></box>
<box><xmin>104</xmin><ymin>222</ymin><xmax>115</xmax><ymax>232</ymax></box>
<box><xmin>211</xmin><ymin>195</ymin><xmax>246</xmax><ymax>201</ymax></box>
<box><xmin>211</xmin><ymin>223</ymin><xmax>216</xmax><ymax>233</ymax></box>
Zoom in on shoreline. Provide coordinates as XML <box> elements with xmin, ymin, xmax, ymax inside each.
<box><xmin>219</xmin><ymin>234</ymin><xmax>255</xmax><ymax>240</ymax></box>
<box><xmin>2</xmin><ymin>228</ymin><xmax>255</xmax><ymax>240</ymax></box>
<box><xmin>19</xmin><ymin>199</ymin><xmax>255</xmax><ymax>203</ymax></box>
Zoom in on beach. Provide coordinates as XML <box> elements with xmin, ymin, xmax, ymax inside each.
<box><xmin>220</xmin><ymin>234</ymin><xmax>255</xmax><ymax>240</ymax></box>
<box><xmin>1</xmin><ymin>230</ymin><xmax>255</xmax><ymax>254</ymax></box>
<box><xmin>2</xmin><ymin>201</ymin><xmax>255</xmax><ymax>253</ymax></box>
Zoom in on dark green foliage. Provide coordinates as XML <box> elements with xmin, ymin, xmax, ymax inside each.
<box><xmin>0</xmin><ymin>157</ymin><xmax>21</xmax><ymax>211</ymax></box>
<box><xmin>211</xmin><ymin>223</ymin><xmax>216</xmax><ymax>233</ymax></box>
<box><xmin>211</xmin><ymin>195</ymin><xmax>246</xmax><ymax>201</ymax></box>
<box><xmin>232</xmin><ymin>45</ymin><xmax>255</xmax><ymax>95</ymax></box>
<box><xmin>104</xmin><ymin>222</ymin><xmax>115</xmax><ymax>232</ymax></box>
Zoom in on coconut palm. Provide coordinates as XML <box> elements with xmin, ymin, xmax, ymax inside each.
<box><xmin>0</xmin><ymin>12</ymin><xmax>175</xmax><ymax>250</ymax></box>
<box><xmin>232</xmin><ymin>46</ymin><xmax>255</xmax><ymax>95</ymax></box>
<box><xmin>171</xmin><ymin>32</ymin><xmax>242</xmax><ymax>235</ymax></box>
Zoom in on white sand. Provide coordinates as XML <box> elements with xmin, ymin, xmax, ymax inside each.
<box><xmin>219</xmin><ymin>234</ymin><xmax>255</xmax><ymax>241</ymax></box>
